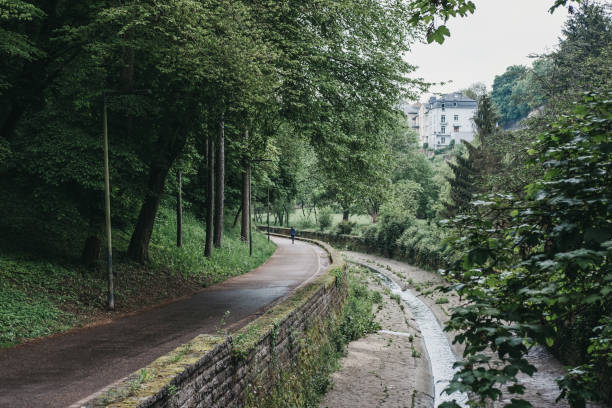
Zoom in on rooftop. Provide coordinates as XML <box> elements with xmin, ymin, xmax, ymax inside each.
<box><xmin>427</xmin><ymin>92</ymin><xmax>477</xmax><ymax>109</ymax></box>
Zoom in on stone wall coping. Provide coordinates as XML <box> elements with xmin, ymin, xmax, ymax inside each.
<box><xmin>76</xmin><ymin>234</ymin><xmax>345</xmax><ymax>408</ymax></box>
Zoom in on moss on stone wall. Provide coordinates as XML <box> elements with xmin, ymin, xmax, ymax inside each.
<box><xmin>80</xmin><ymin>236</ymin><xmax>347</xmax><ymax>408</ymax></box>
<box><xmin>245</xmin><ymin>266</ymin><xmax>381</xmax><ymax>408</ymax></box>
<box><xmin>91</xmin><ymin>334</ymin><xmax>225</xmax><ymax>407</ymax></box>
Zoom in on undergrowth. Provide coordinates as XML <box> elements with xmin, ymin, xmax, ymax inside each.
<box><xmin>150</xmin><ymin>207</ymin><xmax>276</xmax><ymax>286</ymax></box>
<box><xmin>0</xmin><ymin>206</ymin><xmax>276</xmax><ymax>347</ymax></box>
<box><xmin>248</xmin><ymin>266</ymin><xmax>381</xmax><ymax>407</ymax></box>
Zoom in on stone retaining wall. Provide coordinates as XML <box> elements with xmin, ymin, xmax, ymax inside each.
<box><xmin>78</xmin><ymin>238</ymin><xmax>346</xmax><ymax>408</ymax></box>
<box><xmin>259</xmin><ymin>226</ymin><xmax>370</xmax><ymax>253</ymax></box>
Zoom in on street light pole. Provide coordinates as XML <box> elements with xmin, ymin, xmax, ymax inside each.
<box><xmin>102</xmin><ymin>89</ymin><xmax>151</xmax><ymax>311</ymax></box>
<box><xmin>103</xmin><ymin>94</ymin><xmax>114</xmax><ymax>310</ymax></box>
<box><xmin>248</xmin><ymin>165</ymin><xmax>253</xmax><ymax>256</ymax></box>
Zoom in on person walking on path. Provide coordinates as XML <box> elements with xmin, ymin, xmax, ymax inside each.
<box><xmin>290</xmin><ymin>227</ymin><xmax>296</xmax><ymax>244</ymax></box>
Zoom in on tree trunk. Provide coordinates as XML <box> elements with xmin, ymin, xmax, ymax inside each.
<box><xmin>128</xmin><ymin>124</ymin><xmax>187</xmax><ymax>263</ymax></box>
<box><xmin>313</xmin><ymin>205</ymin><xmax>318</xmax><ymax>222</ymax></box>
<box><xmin>343</xmin><ymin>209</ymin><xmax>349</xmax><ymax>221</ymax></box>
<box><xmin>370</xmin><ymin>212</ymin><xmax>378</xmax><ymax>223</ymax></box>
<box><xmin>232</xmin><ymin>205</ymin><xmax>242</xmax><ymax>228</ymax></box>
<box><xmin>213</xmin><ymin>119</ymin><xmax>225</xmax><ymax>248</ymax></box>
<box><xmin>81</xmin><ymin>235</ymin><xmax>102</xmax><ymax>268</ymax></box>
<box><xmin>205</xmin><ymin>135</ymin><xmax>214</xmax><ymax>257</ymax></box>
<box><xmin>176</xmin><ymin>170</ymin><xmax>182</xmax><ymax>247</ymax></box>
<box><xmin>0</xmin><ymin>104</ymin><xmax>24</xmax><ymax>140</ymax></box>
<box><xmin>285</xmin><ymin>207</ymin><xmax>289</xmax><ymax>227</ymax></box>
<box><xmin>119</xmin><ymin>47</ymin><xmax>135</xmax><ymax>89</ymax></box>
<box><xmin>127</xmin><ymin>165</ymin><xmax>171</xmax><ymax>263</ymax></box>
<box><xmin>241</xmin><ymin>158</ymin><xmax>251</xmax><ymax>242</ymax></box>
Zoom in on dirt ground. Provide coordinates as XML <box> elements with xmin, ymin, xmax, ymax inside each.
<box><xmin>320</xmin><ymin>266</ymin><xmax>434</xmax><ymax>408</ymax></box>
<box><xmin>339</xmin><ymin>251</ymin><xmax>578</xmax><ymax>408</ymax></box>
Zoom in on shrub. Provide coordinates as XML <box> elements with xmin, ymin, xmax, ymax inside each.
<box><xmin>335</xmin><ymin>220</ymin><xmax>355</xmax><ymax>235</ymax></box>
<box><xmin>363</xmin><ymin>225</ymin><xmax>379</xmax><ymax>247</ymax></box>
<box><xmin>318</xmin><ymin>208</ymin><xmax>333</xmax><ymax>231</ymax></box>
<box><xmin>297</xmin><ymin>217</ymin><xmax>316</xmax><ymax>230</ymax></box>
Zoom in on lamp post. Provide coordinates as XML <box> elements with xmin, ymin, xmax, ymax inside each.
<box><xmin>248</xmin><ymin>158</ymin><xmax>272</xmax><ymax>256</ymax></box>
<box><xmin>102</xmin><ymin>89</ymin><xmax>150</xmax><ymax>310</ymax></box>
<box><xmin>249</xmin><ymin>166</ymin><xmax>253</xmax><ymax>256</ymax></box>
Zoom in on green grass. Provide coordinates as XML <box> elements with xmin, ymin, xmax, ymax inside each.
<box><xmin>270</xmin><ymin>211</ymin><xmax>373</xmax><ymax>234</ymax></box>
<box><xmin>249</xmin><ymin>266</ymin><xmax>380</xmax><ymax>407</ymax></box>
<box><xmin>150</xmin><ymin>207</ymin><xmax>276</xmax><ymax>286</ymax></box>
<box><xmin>0</xmin><ymin>206</ymin><xmax>276</xmax><ymax>347</ymax></box>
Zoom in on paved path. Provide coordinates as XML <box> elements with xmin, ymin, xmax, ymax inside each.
<box><xmin>0</xmin><ymin>237</ymin><xmax>328</xmax><ymax>408</ymax></box>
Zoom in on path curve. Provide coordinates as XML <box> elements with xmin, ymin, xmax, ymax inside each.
<box><xmin>0</xmin><ymin>236</ymin><xmax>328</xmax><ymax>408</ymax></box>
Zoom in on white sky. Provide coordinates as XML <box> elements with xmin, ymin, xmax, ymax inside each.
<box><xmin>407</xmin><ymin>0</ymin><xmax>569</xmax><ymax>101</ymax></box>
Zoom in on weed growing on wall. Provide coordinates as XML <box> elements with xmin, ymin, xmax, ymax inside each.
<box><xmin>247</xmin><ymin>266</ymin><xmax>381</xmax><ymax>407</ymax></box>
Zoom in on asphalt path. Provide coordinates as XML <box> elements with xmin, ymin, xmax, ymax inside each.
<box><xmin>0</xmin><ymin>236</ymin><xmax>328</xmax><ymax>408</ymax></box>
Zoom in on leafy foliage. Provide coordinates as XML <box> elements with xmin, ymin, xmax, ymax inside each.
<box><xmin>318</xmin><ymin>208</ymin><xmax>334</xmax><ymax>232</ymax></box>
<box><xmin>247</xmin><ymin>266</ymin><xmax>380</xmax><ymax>407</ymax></box>
<box><xmin>441</xmin><ymin>92</ymin><xmax>612</xmax><ymax>407</ymax></box>
<box><xmin>444</xmin><ymin>94</ymin><xmax>499</xmax><ymax>217</ymax></box>
<box><xmin>491</xmin><ymin>3</ymin><xmax>612</xmax><ymax>127</ymax></box>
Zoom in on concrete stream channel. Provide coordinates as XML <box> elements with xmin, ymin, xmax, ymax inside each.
<box><xmin>338</xmin><ymin>251</ymin><xmax>598</xmax><ymax>408</ymax></box>
<box><xmin>349</xmin><ymin>259</ymin><xmax>468</xmax><ymax>407</ymax></box>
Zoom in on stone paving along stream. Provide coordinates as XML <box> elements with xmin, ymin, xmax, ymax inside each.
<box><xmin>341</xmin><ymin>251</ymin><xmax>595</xmax><ymax>408</ymax></box>
<box><xmin>358</xmin><ymin>262</ymin><xmax>468</xmax><ymax>407</ymax></box>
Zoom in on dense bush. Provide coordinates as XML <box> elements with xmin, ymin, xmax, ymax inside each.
<box><xmin>396</xmin><ymin>223</ymin><xmax>454</xmax><ymax>268</ymax></box>
<box><xmin>296</xmin><ymin>216</ymin><xmax>316</xmax><ymax>230</ymax></box>
<box><xmin>318</xmin><ymin>208</ymin><xmax>333</xmax><ymax>231</ymax></box>
<box><xmin>362</xmin><ymin>218</ymin><xmax>453</xmax><ymax>270</ymax></box>
<box><xmin>441</xmin><ymin>92</ymin><xmax>612</xmax><ymax>407</ymax></box>
<box><xmin>334</xmin><ymin>220</ymin><xmax>356</xmax><ymax>235</ymax></box>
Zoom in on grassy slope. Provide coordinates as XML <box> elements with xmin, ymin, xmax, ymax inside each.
<box><xmin>270</xmin><ymin>211</ymin><xmax>373</xmax><ymax>234</ymax></box>
<box><xmin>0</xmin><ymin>206</ymin><xmax>276</xmax><ymax>348</ymax></box>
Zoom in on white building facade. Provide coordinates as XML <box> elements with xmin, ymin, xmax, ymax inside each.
<box><xmin>399</xmin><ymin>101</ymin><xmax>421</xmax><ymax>134</ymax></box>
<box><xmin>417</xmin><ymin>92</ymin><xmax>477</xmax><ymax>150</ymax></box>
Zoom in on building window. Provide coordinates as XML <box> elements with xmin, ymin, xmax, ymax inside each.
<box><xmin>454</xmin><ymin>126</ymin><xmax>460</xmax><ymax>132</ymax></box>
<box><xmin>454</xmin><ymin>114</ymin><xmax>459</xmax><ymax>121</ymax></box>
<box><xmin>441</xmin><ymin>115</ymin><xmax>446</xmax><ymax>123</ymax></box>
<box><xmin>453</xmin><ymin>102</ymin><xmax>457</xmax><ymax>107</ymax></box>
<box><xmin>441</xmin><ymin>126</ymin><xmax>446</xmax><ymax>134</ymax></box>
<box><xmin>441</xmin><ymin>136</ymin><xmax>446</xmax><ymax>144</ymax></box>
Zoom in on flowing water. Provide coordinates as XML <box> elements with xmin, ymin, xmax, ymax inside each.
<box><xmin>369</xmin><ymin>267</ymin><xmax>468</xmax><ymax>407</ymax></box>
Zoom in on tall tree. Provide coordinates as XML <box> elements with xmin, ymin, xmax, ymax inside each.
<box><xmin>204</xmin><ymin>134</ymin><xmax>214</xmax><ymax>258</ymax></box>
<box><xmin>444</xmin><ymin>95</ymin><xmax>498</xmax><ymax>217</ymax></box>
<box><xmin>491</xmin><ymin>65</ymin><xmax>531</xmax><ymax>127</ymax></box>
<box><xmin>213</xmin><ymin>119</ymin><xmax>225</xmax><ymax>248</ymax></box>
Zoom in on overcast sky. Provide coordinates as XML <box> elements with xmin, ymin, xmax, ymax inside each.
<box><xmin>407</xmin><ymin>0</ymin><xmax>569</xmax><ymax>101</ymax></box>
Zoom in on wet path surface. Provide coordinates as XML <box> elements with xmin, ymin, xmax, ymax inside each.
<box><xmin>342</xmin><ymin>251</ymin><xmax>577</xmax><ymax>408</ymax></box>
<box><xmin>0</xmin><ymin>237</ymin><xmax>328</xmax><ymax>408</ymax></box>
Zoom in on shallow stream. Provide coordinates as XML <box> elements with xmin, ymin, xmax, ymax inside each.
<box><xmin>365</xmin><ymin>265</ymin><xmax>468</xmax><ymax>407</ymax></box>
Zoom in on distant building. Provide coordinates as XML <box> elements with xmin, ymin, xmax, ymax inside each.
<box><xmin>417</xmin><ymin>92</ymin><xmax>477</xmax><ymax>149</ymax></box>
<box><xmin>399</xmin><ymin>101</ymin><xmax>421</xmax><ymax>133</ymax></box>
